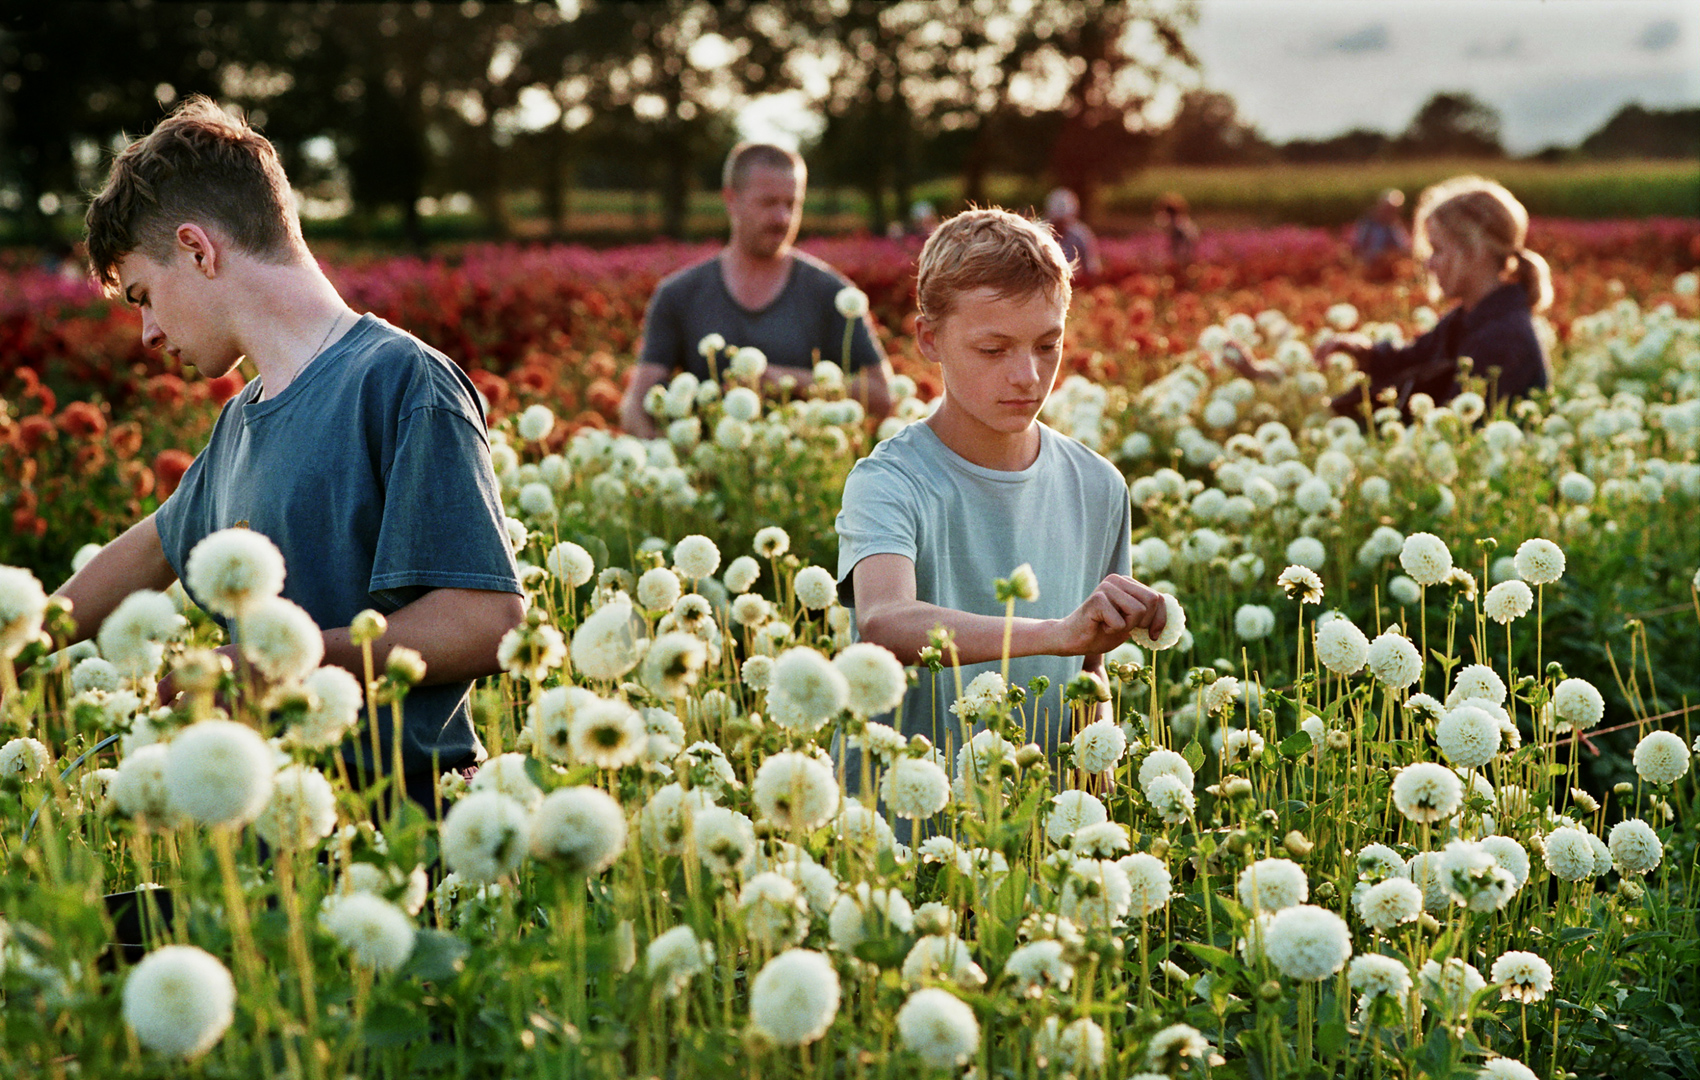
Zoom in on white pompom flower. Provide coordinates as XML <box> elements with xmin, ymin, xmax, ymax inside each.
<box><xmin>122</xmin><ymin>945</ymin><xmax>236</xmax><ymax>1059</ymax></box>
<box><xmin>1367</xmin><ymin>629</ymin><xmax>1422</xmax><ymax>689</ymax></box>
<box><xmin>1513</xmin><ymin>538</ymin><xmax>1565</xmax><ymax>585</ymax></box>
<box><xmin>752</xmin><ymin>751</ymin><xmax>839</xmax><ymax>830</ymax></box>
<box><xmin>1237</xmin><ymin>857</ymin><xmax>1309</xmax><ymax>913</ymax></box>
<box><xmin>163</xmin><ymin>719</ymin><xmax>275</xmax><ymax>829</ymax></box>
<box><xmin>1128</xmin><ymin>593</ymin><xmax>1187</xmax><ymax>650</ymax></box>
<box><xmin>320</xmin><ymin>893</ymin><xmax>416</xmax><ymax>974</ymax></box>
<box><xmin>1314</xmin><ymin>617</ymin><xmax>1369</xmax><ymax>675</ymax></box>
<box><xmin>529</xmin><ymin>786</ymin><xmax>628</xmax><ymax>875</ymax></box>
<box><xmin>1391</xmin><ymin>762</ymin><xmax>1463</xmax><ymax>823</ymax></box>
<box><xmin>749</xmin><ymin>949</ymin><xmax>840</xmax><ymax>1046</ymax></box>
<box><xmin>1484</xmin><ymin>579</ymin><xmax>1533</xmax><ymax>624</ymax></box>
<box><xmin>1608</xmin><ymin>818</ymin><xmax>1663</xmax><ymax>875</ymax></box>
<box><xmin>440</xmin><ymin>791</ymin><xmax>530</xmax><ymax>883</ymax></box>
<box><xmin>1399</xmin><ymin>533</ymin><xmax>1453</xmax><ymax>587</ymax></box>
<box><xmin>0</xmin><ymin>565</ymin><xmax>49</xmax><ymax>659</ymax></box>
<box><xmin>98</xmin><ymin>590</ymin><xmax>186</xmax><ymax>679</ymax></box>
<box><xmin>184</xmin><ymin>528</ymin><xmax>286</xmax><ymax>618</ymax></box>
<box><xmin>880</xmin><ymin>756</ymin><xmax>951</xmax><ymax>819</ymax></box>
<box><xmin>768</xmin><ymin>647</ymin><xmax>849</xmax><ymax>731</ymax></box>
<box><xmin>834</xmin><ymin>642</ymin><xmax>906</xmax><ymax>717</ymax></box>
<box><xmin>1632</xmin><ymin>730</ymin><xmax>1689</xmax><ymax>786</ymax></box>
<box><xmin>672</xmin><ymin>534</ymin><xmax>720</xmax><ymax>581</ymax></box>
<box><xmin>1265</xmin><ymin>904</ymin><xmax>1352</xmax><ymax>981</ymax></box>
<box><xmin>897</xmin><ymin>987</ymin><xmax>979</xmax><ymax>1068</ymax></box>
<box><xmin>1551</xmin><ymin>677</ymin><xmax>1604</xmax><ymax>732</ymax></box>
<box><xmin>238</xmin><ymin>596</ymin><xmax>324</xmax><ymax>684</ymax></box>
<box><xmin>253</xmin><ymin>765</ymin><xmax>338</xmax><ymax>849</ymax></box>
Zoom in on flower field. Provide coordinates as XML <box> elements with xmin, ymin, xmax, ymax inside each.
<box><xmin>2</xmin><ymin>222</ymin><xmax>1700</xmax><ymax>1078</ymax></box>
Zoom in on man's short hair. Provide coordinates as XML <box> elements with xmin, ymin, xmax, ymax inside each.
<box><xmin>85</xmin><ymin>95</ymin><xmax>304</xmax><ymax>293</ymax></box>
<box><xmin>915</xmin><ymin>207</ymin><xmax>1072</xmax><ymax>323</ymax></box>
<box><xmin>722</xmin><ymin>142</ymin><xmax>806</xmax><ymax>191</ymax></box>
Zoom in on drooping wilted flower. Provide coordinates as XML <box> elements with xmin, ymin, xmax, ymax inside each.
<box><xmin>1490</xmin><ymin>950</ymin><xmax>1553</xmax><ymax>1003</ymax></box>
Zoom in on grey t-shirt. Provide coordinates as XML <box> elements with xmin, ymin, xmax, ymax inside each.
<box><xmin>835</xmin><ymin>421</ymin><xmax>1132</xmax><ymax>750</ymax></box>
<box><xmin>639</xmin><ymin>249</ymin><xmax>885</xmax><ymax>378</ymax></box>
<box><xmin>156</xmin><ymin>313</ymin><xmax>522</xmax><ymax>779</ymax></box>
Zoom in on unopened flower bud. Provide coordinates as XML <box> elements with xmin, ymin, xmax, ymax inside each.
<box><xmin>1612</xmin><ymin>782</ymin><xmax>1634</xmax><ymax>797</ymax></box>
<box><xmin>1418</xmin><ymin>912</ymin><xmax>1441</xmax><ymax>936</ymax></box>
<box><xmin>1314</xmin><ymin>880</ymin><xmax>1336</xmax><ymax>902</ymax></box>
<box><xmin>385</xmin><ymin>646</ymin><xmax>427</xmax><ymax>687</ymax></box>
<box><xmin>1283</xmin><ymin>830</ymin><xmax>1314</xmax><ymax>859</ymax></box>
<box><xmin>1015</xmin><ymin>743</ymin><xmax>1046</xmax><ymax>768</ymax></box>
<box><xmin>1222</xmin><ymin>777</ymin><xmax>1254</xmax><ymax>801</ymax></box>
<box><xmin>1257</xmin><ymin>980</ymin><xmax>1283</xmax><ymax>1002</ymax></box>
<box><xmin>351</xmin><ymin>609</ymin><xmax>388</xmax><ymax>645</ymax></box>
<box><xmin>908</xmin><ymin>734</ymin><xmax>933</xmax><ymax>757</ymax></box>
<box><xmin>1149</xmin><ymin>837</ymin><xmax>1170</xmax><ymax>859</ymax></box>
<box><xmin>173</xmin><ymin>648</ymin><xmax>232</xmax><ymax>695</ymax></box>
<box><xmin>1326</xmin><ymin>729</ymin><xmax>1351</xmax><ymax>751</ymax></box>
<box><xmin>1569</xmin><ymin>788</ymin><xmax>1599</xmax><ymax>815</ymax></box>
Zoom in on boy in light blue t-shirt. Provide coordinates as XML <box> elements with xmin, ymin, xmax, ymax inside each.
<box><xmin>836</xmin><ymin>208</ymin><xmax>1168</xmax><ymax>751</ymax></box>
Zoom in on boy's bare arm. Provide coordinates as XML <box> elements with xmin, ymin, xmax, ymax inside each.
<box><xmin>318</xmin><ymin>588</ymin><xmax>525</xmax><ymax>687</ymax></box>
<box><xmin>618</xmin><ymin>362</ymin><xmax>670</xmax><ymax>438</ymax></box>
<box><xmin>848</xmin><ymin>361</ymin><xmax>894</xmax><ymax>421</ymax></box>
<box><xmin>853</xmin><ymin>553</ymin><xmax>1165</xmax><ymax>667</ymax></box>
<box><xmin>53</xmin><ymin>514</ymin><xmax>178</xmax><ymax>644</ymax></box>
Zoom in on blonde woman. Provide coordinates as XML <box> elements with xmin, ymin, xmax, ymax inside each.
<box><xmin>1325</xmin><ymin>175</ymin><xmax>1553</xmax><ymax>420</ymax></box>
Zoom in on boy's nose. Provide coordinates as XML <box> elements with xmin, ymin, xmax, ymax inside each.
<box><xmin>141</xmin><ymin>313</ymin><xmax>165</xmax><ymax>351</ymax></box>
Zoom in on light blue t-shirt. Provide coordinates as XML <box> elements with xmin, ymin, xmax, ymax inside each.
<box><xmin>835</xmin><ymin>420</ymin><xmax>1132</xmax><ymax>750</ymax></box>
<box><xmin>156</xmin><ymin>314</ymin><xmax>522</xmax><ymax>779</ymax></box>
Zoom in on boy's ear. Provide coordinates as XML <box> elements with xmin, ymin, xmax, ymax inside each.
<box><xmin>175</xmin><ymin>223</ymin><xmax>220</xmax><ymax>277</ymax></box>
<box><xmin>915</xmin><ymin>315</ymin><xmax>941</xmax><ymax>365</ymax></box>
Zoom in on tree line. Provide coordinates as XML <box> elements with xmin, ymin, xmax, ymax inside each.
<box><xmin>3</xmin><ymin>2</ymin><xmax>1692</xmax><ymax>247</ymax></box>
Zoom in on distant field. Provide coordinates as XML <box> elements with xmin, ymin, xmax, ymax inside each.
<box><xmin>1086</xmin><ymin>158</ymin><xmax>1700</xmax><ymax>226</ymax></box>
<box><xmin>11</xmin><ymin>158</ymin><xmax>1689</xmax><ymax>253</ymax></box>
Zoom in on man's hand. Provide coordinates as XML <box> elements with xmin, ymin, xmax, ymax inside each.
<box><xmin>1050</xmin><ymin>575</ymin><xmax>1165</xmax><ymax>656</ymax></box>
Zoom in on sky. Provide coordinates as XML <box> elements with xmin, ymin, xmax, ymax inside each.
<box><xmin>1189</xmin><ymin>0</ymin><xmax>1700</xmax><ymax>154</ymax></box>
<box><xmin>736</xmin><ymin>0</ymin><xmax>1700</xmax><ymax>155</ymax></box>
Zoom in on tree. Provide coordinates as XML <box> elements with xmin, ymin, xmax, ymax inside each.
<box><xmin>1161</xmin><ymin>88</ymin><xmax>1269</xmax><ymax>165</ymax></box>
<box><xmin>1397</xmin><ymin>91</ymin><xmax>1503</xmax><ymax>158</ymax></box>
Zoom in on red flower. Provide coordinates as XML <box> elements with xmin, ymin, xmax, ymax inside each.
<box><xmin>58</xmin><ymin>400</ymin><xmax>107</xmax><ymax>438</ymax></box>
<box><xmin>154</xmin><ymin>449</ymin><xmax>194</xmax><ymax>498</ymax></box>
<box><xmin>146</xmin><ymin>373</ymin><xmax>187</xmax><ymax>408</ymax></box>
<box><xmin>207</xmin><ymin>371</ymin><xmax>246</xmax><ymax>405</ymax></box>
<box><xmin>17</xmin><ymin>415</ymin><xmax>56</xmax><ymax>454</ymax></box>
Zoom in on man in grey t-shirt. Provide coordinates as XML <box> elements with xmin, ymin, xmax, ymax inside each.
<box><xmin>620</xmin><ymin>143</ymin><xmax>893</xmax><ymax>436</ymax></box>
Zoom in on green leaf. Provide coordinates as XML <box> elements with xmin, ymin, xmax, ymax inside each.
<box><xmin>1183</xmin><ymin>739</ymin><xmax>1205</xmax><ymax>771</ymax></box>
<box><xmin>364</xmin><ymin>1000</ymin><xmax>429</xmax><ymax>1047</ymax></box>
<box><xmin>1279</xmin><ymin>730</ymin><xmax>1314</xmax><ymax>758</ymax></box>
<box><xmin>1317</xmin><ymin>1018</ymin><xmax>1348</xmax><ymax>1057</ymax></box>
<box><xmin>403</xmin><ymin>928</ymin><xmax>471</xmax><ymax>983</ymax></box>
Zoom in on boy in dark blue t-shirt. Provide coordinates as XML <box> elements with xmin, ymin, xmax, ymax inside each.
<box><xmin>57</xmin><ymin>96</ymin><xmax>523</xmax><ymax>797</ymax></box>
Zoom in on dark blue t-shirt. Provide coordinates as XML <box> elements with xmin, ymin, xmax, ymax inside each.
<box><xmin>156</xmin><ymin>313</ymin><xmax>521</xmax><ymax>777</ymax></box>
<box><xmin>639</xmin><ymin>250</ymin><xmax>885</xmax><ymax>379</ymax></box>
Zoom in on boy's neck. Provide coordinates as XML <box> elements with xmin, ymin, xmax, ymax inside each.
<box><xmin>925</xmin><ymin>406</ymin><xmax>1043</xmax><ymax>472</ymax></box>
<box><xmin>231</xmin><ymin>258</ymin><xmax>356</xmax><ymax>400</ymax></box>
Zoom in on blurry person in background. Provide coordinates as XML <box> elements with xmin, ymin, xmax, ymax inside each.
<box><xmin>908</xmin><ymin>200</ymin><xmax>941</xmax><ymax>238</ymax></box>
<box><xmin>1229</xmin><ymin>176</ymin><xmax>1551</xmax><ymax>421</ymax></box>
<box><xmin>1043</xmin><ymin>187</ymin><xmax>1102</xmax><ymax>279</ymax></box>
<box><xmin>1351</xmin><ymin>189</ymin><xmax>1412</xmax><ymax>279</ymax></box>
<box><xmin>620</xmin><ymin>142</ymin><xmax>892</xmax><ymax>437</ymax></box>
<box><xmin>1154</xmin><ymin>192</ymin><xmax>1198</xmax><ymax>274</ymax></box>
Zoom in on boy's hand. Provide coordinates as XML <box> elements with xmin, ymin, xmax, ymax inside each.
<box><xmin>1052</xmin><ymin>575</ymin><xmax>1165</xmax><ymax>656</ymax></box>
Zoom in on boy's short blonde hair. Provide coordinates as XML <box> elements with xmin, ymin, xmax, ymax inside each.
<box><xmin>915</xmin><ymin>208</ymin><xmax>1072</xmax><ymax>323</ymax></box>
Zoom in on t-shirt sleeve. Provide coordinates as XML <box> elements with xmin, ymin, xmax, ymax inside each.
<box><xmin>638</xmin><ymin>277</ymin><xmax>686</xmax><ymax>374</ymax></box>
<box><xmin>368</xmin><ymin>405</ymin><xmax>522</xmax><ymax>608</ymax></box>
<box><xmin>834</xmin><ymin>458</ymin><xmax>918</xmax><ymax>607</ymax></box>
<box><xmin>1109</xmin><ymin>483</ymin><xmax>1133</xmax><ymax>579</ymax></box>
